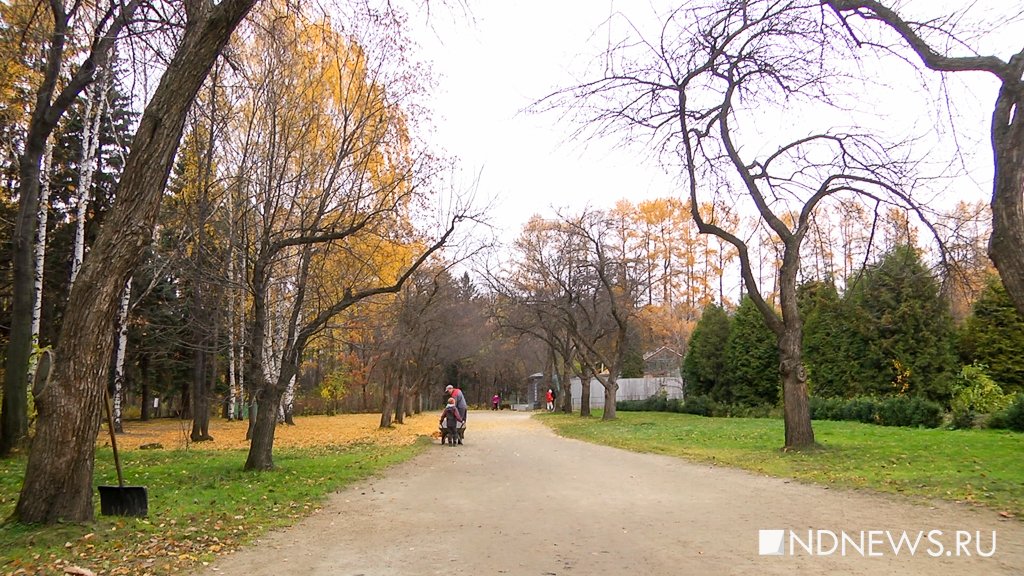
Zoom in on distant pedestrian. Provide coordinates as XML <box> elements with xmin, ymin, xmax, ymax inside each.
<box><xmin>492</xmin><ymin>393</ymin><xmax>500</xmax><ymax>410</ymax></box>
<box><xmin>546</xmin><ymin>388</ymin><xmax>554</xmax><ymax>412</ymax></box>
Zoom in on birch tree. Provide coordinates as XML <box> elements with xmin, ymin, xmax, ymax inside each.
<box><xmin>31</xmin><ymin>140</ymin><xmax>54</xmax><ymax>360</ymax></box>
<box><xmin>111</xmin><ymin>280</ymin><xmax>131</xmax><ymax>433</ymax></box>
<box><xmin>69</xmin><ymin>72</ymin><xmax>108</xmax><ymax>287</ymax></box>
<box><xmin>227</xmin><ymin>4</ymin><xmax>474</xmax><ymax>471</ymax></box>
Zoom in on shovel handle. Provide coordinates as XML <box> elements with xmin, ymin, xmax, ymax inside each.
<box><xmin>104</xmin><ymin>388</ymin><xmax>125</xmax><ymax>488</ymax></box>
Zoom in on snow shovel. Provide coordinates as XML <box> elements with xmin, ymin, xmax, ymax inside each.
<box><xmin>98</xmin><ymin>389</ymin><xmax>148</xmax><ymax>517</ymax></box>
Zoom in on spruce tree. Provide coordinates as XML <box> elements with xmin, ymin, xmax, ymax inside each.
<box><xmin>722</xmin><ymin>296</ymin><xmax>780</xmax><ymax>406</ymax></box>
<box><xmin>845</xmin><ymin>245</ymin><xmax>958</xmax><ymax>402</ymax></box>
<box><xmin>800</xmin><ymin>280</ymin><xmax>863</xmax><ymax>397</ymax></box>
<box><xmin>959</xmin><ymin>275</ymin><xmax>1024</xmax><ymax>394</ymax></box>
<box><xmin>682</xmin><ymin>303</ymin><xmax>730</xmax><ymax>398</ymax></box>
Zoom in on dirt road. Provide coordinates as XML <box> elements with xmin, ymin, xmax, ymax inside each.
<box><xmin>199</xmin><ymin>411</ymin><xmax>1023</xmax><ymax>575</ymax></box>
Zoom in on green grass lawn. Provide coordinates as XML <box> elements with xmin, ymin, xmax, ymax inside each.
<box><xmin>0</xmin><ymin>440</ymin><xmax>428</xmax><ymax>575</ymax></box>
<box><xmin>539</xmin><ymin>411</ymin><xmax>1024</xmax><ymax>517</ymax></box>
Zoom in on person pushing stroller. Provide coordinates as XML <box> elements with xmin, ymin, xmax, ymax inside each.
<box><xmin>439</xmin><ymin>397</ymin><xmax>464</xmax><ymax>445</ymax></box>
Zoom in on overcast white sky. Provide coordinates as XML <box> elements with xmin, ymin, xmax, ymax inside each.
<box><xmin>407</xmin><ymin>0</ymin><xmax>1021</xmax><ymax>245</ymax></box>
<box><xmin>409</xmin><ymin>1</ymin><xmax>677</xmax><ymax>242</ymax></box>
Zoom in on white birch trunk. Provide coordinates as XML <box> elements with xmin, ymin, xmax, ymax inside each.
<box><xmin>113</xmin><ymin>279</ymin><xmax>131</xmax><ymax>432</ymax></box>
<box><xmin>238</xmin><ymin>314</ymin><xmax>246</xmax><ymax>418</ymax></box>
<box><xmin>227</xmin><ymin>308</ymin><xmax>238</xmax><ymax>420</ymax></box>
<box><xmin>280</xmin><ymin>374</ymin><xmax>295</xmax><ymax>423</ymax></box>
<box><xmin>69</xmin><ymin>76</ymin><xmax>108</xmax><ymax>287</ymax></box>
<box><xmin>226</xmin><ymin>219</ymin><xmax>238</xmax><ymax>420</ymax></box>
<box><xmin>31</xmin><ymin>139</ymin><xmax>54</xmax><ymax>350</ymax></box>
<box><xmin>262</xmin><ymin>287</ymin><xmax>284</xmax><ymax>418</ymax></box>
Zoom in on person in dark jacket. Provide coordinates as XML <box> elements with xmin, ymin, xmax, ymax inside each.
<box><xmin>439</xmin><ymin>397</ymin><xmax>463</xmax><ymax>445</ymax></box>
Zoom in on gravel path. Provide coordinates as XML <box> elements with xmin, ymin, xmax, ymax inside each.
<box><xmin>198</xmin><ymin>411</ymin><xmax>1023</xmax><ymax>575</ymax></box>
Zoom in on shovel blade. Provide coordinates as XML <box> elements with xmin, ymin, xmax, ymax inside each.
<box><xmin>98</xmin><ymin>485</ymin><xmax>148</xmax><ymax>517</ymax></box>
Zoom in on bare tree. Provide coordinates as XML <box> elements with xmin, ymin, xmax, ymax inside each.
<box><xmin>499</xmin><ymin>210</ymin><xmax>641</xmax><ymax>419</ymax></box>
<box><xmin>824</xmin><ymin>0</ymin><xmax>1024</xmax><ymax>316</ymax></box>
<box><xmin>489</xmin><ymin>217</ymin><xmax>583</xmax><ymax>413</ymax></box>
<box><xmin>552</xmin><ymin>0</ymin><xmax>940</xmax><ymax>447</ymax></box>
<box><xmin>560</xmin><ymin>209</ymin><xmax>642</xmax><ymax>420</ymax></box>
<box><xmin>376</xmin><ymin>267</ymin><xmax>483</xmax><ymax>426</ymax></box>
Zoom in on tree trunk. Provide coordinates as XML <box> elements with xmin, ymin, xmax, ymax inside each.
<box><xmin>180</xmin><ymin>378</ymin><xmax>191</xmax><ymax>419</ymax></box>
<box><xmin>580</xmin><ymin>374</ymin><xmax>592</xmax><ymax>418</ymax></box>
<box><xmin>988</xmin><ymin>79</ymin><xmax>1024</xmax><ymax>319</ymax></box>
<box><xmin>69</xmin><ymin>77</ymin><xmax>107</xmax><ymax>287</ymax></box>
<box><xmin>246</xmin><ymin>340</ymin><xmax>301</xmax><ymax>468</ymax></box>
<box><xmin>379</xmin><ymin>376</ymin><xmax>397</xmax><ymax>428</ymax></box>
<box><xmin>227</xmin><ymin>251</ymin><xmax>239</xmax><ymax>420</ymax></box>
<box><xmin>30</xmin><ymin>139</ymin><xmax>54</xmax><ymax>360</ymax></box>
<box><xmin>189</xmin><ymin>345</ymin><xmax>212</xmax><ymax>440</ymax></box>
<box><xmin>558</xmin><ymin>362</ymin><xmax>572</xmax><ymax>413</ymax></box>
<box><xmin>14</xmin><ymin>0</ymin><xmax>258</xmax><ymax>523</ymax></box>
<box><xmin>1</xmin><ymin>155</ymin><xmax>42</xmax><ymax>456</ymax></box>
<box><xmin>779</xmin><ymin>330</ymin><xmax>815</xmax><ymax>448</ymax></box>
<box><xmin>140</xmin><ymin>355</ymin><xmax>151</xmax><ymax>421</ymax></box>
<box><xmin>282</xmin><ymin>374</ymin><xmax>296</xmax><ymax>425</ymax></box>
<box><xmin>394</xmin><ymin>377</ymin><xmax>406</xmax><ymax>425</ymax></box>
<box><xmin>244</xmin><ymin>382</ymin><xmax>282</xmax><ymax>471</ymax></box>
<box><xmin>601</xmin><ymin>378</ymin><xmax>618</xmax><ymax>420</ymax></box>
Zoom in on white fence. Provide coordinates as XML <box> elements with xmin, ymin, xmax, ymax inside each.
<box><xmin>567</xmin><ymin>376</ymin><xmax>685</xmax><ymax>409</ymax></box>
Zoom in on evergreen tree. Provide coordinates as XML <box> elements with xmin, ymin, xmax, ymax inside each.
<box><xmin>722</xmin><ymin>296</ymin><xmax>780</xmax><ymax>406</ymax></box>
<box><xmin>682</xmin><ymin>303</ymin><xmax>730</xmax><ymax>397</ymax></box>
<box><xmin>621</xmin><ymin>348</ymin><xmax>645</xmax><ymax>378</ymax></box>
<box><xmin>41</xmin><ymin>75</ymin><xmax>135</xmax><ymax>347</ymax></box>
<box><xmin>800</xmin><ymin>280</ymin><xmax>862</xmax><ymax>397</ymax></box>
<box><xmin>845</xmin><ymin>245</ymin><xmax>958</xmax><ymax>402</ymax></box>
<box><xmin>958</xmin><ymin>275</ymin><xmax>1024</xmax><ymax>394</ymax></box>
<box><xmin>621</xmin><ymin>323</ymin><xmax>646</xmax><ymax>379</ymax></box>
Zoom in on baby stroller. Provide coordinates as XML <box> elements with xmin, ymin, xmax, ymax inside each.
<box><xmin>439</xmin><ymin>420</ymin><xmax>465</xmax><ymax>445</ymax></box>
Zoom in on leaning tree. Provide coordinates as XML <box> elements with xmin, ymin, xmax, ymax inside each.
<box><xmin>15</xmin><ymin>0</ymin><xmax>261</xmax><ymax>524</ymax></box>
<box><xmin>1</xmin><ymin>0</ymin><xmax>143</xmax><ymax>457</ymax></box>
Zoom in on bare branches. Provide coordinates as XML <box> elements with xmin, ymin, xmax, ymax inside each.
<box><xmin>825</xmin><ymin>0</ymin><xmax>1012</xmax><ymax>78</ymax></box>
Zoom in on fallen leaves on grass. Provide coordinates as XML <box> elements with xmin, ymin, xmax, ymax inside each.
<box><xmin>97</xmin><ymin>413</ymin><xmax>438</xmax><ymax>451</ymax></box>
<box><xmin>6</xmin><ymin>414</ymin><xmax>439</xmax><ymax>576</ymax></box>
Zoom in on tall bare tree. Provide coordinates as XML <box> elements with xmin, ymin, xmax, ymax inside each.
<box><xmin>499</xmin><ymin>210</ymin><xmax>640</xmax><ymax>419</ymax></box>
<box><xmin>553</xmin><ymin>0</ymin><xmax>939</xmax><ymax>447</ymax></box>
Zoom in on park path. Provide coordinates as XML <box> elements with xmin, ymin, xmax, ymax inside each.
<box><xmin>198</xmin><ymin>411</ymin><xmax>1023</xmax><ymax>576</ymax></box>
